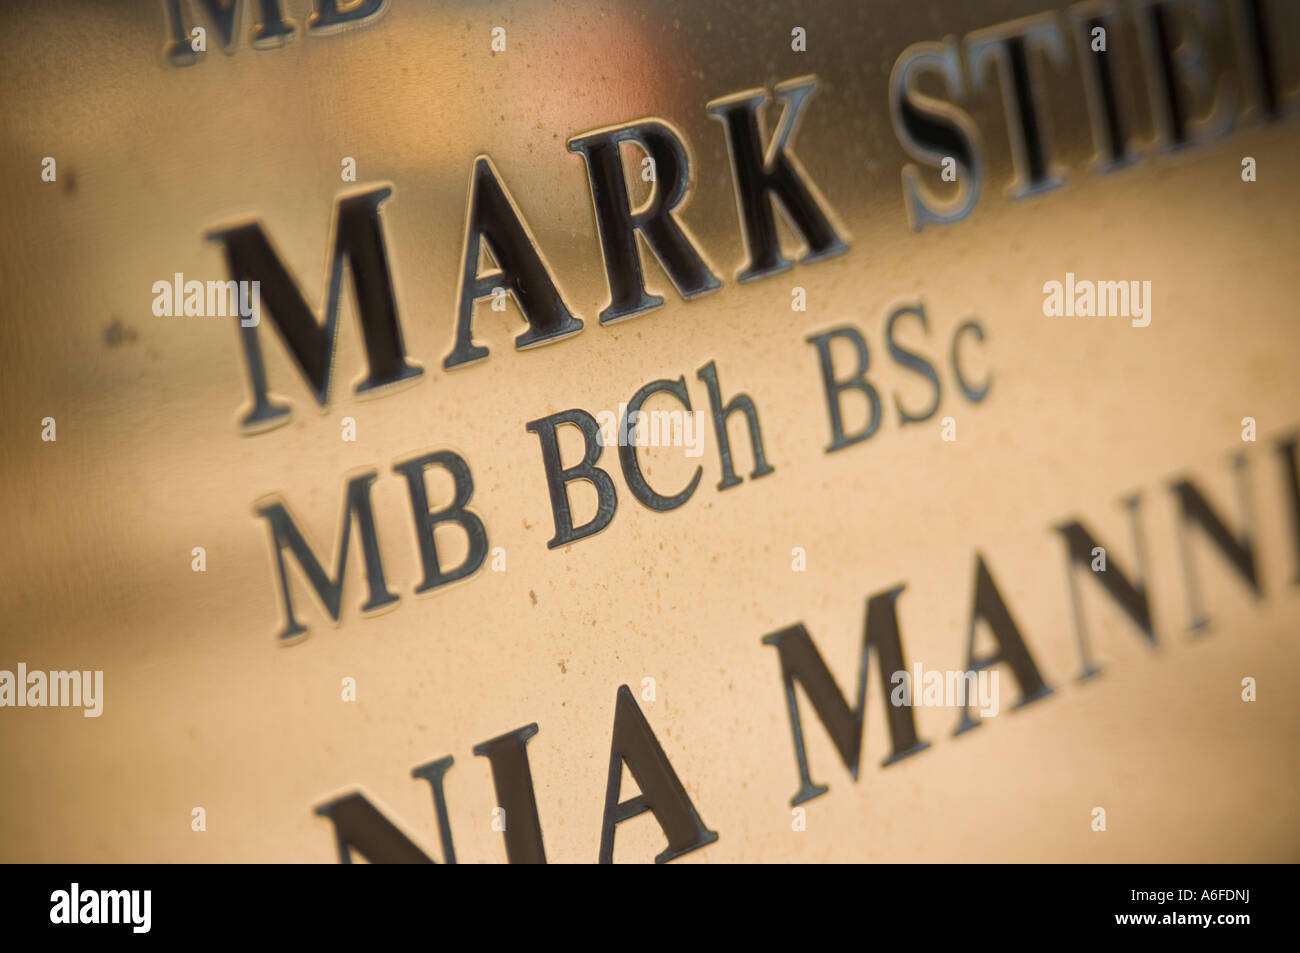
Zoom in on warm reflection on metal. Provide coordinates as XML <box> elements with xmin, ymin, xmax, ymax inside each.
<box><xmin>0</xmin><ymin>0</ymin><xmax>1298</xmax><ymax>863</ymax></box>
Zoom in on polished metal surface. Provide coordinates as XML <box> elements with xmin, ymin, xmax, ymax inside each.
<box><xmin>1</xmin><ymin>0</ymin><xmax>1298</xmax><ymax>862</ymax></box>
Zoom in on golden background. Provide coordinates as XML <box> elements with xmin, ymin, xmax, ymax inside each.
<box><xmin>1</xmin><ymin>0</ymin><xmax>1298</xmax><ymax>861</ymax></box>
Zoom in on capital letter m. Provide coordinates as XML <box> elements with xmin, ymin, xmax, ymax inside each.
<box><xmin>259</xmin><ymin>472</ymin><xmax>398</xmax><ymax>642</ymax></box>
<box><xmin>761</xmin><ymin>585</ymin><xmax>930</xmax><ymax>806</ymax></box>
<box><xmin>207</xmin><ymin>187</ymin><xmax>421</xmax><ymax>434</ymax></box>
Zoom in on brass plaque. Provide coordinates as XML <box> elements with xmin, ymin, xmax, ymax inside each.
<box><xmin>1</xmin><ymin>0</ymin><xmax>1298</xmax><ymax>865</ymax></box>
